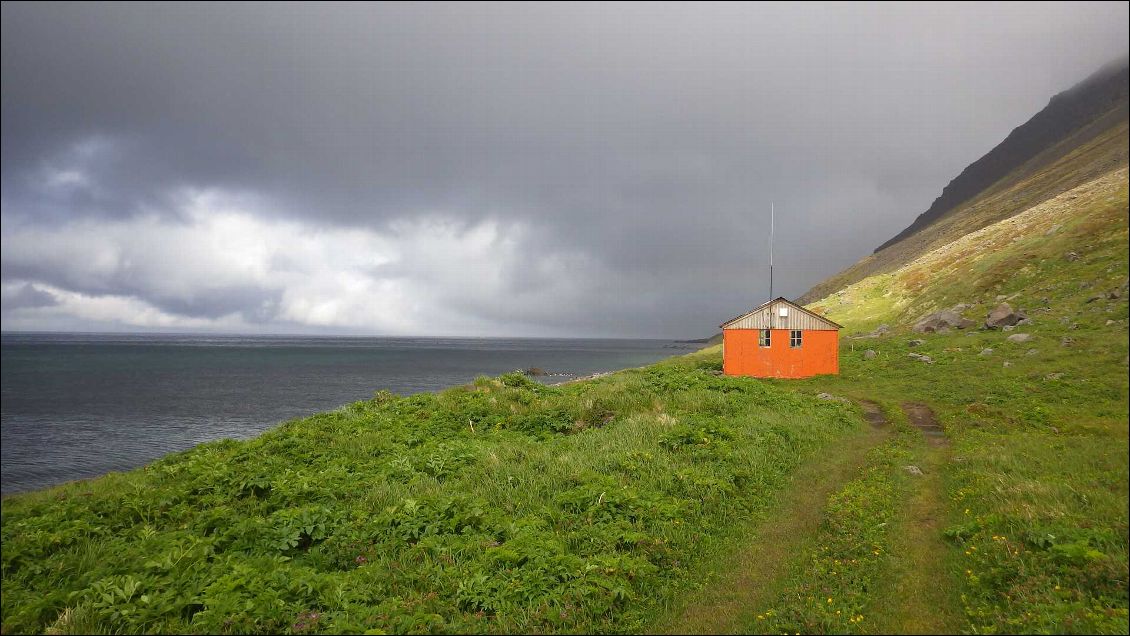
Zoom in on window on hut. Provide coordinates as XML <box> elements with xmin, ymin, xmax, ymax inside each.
<box><xmin>759</xmin><ymin>329</ymin><xmax>771</xmax><ymax>347</ymax></box>
<box><xmin>790</xmin><ymin>330</ymin><xmax>803</xmax><ymax>348</ymax></box>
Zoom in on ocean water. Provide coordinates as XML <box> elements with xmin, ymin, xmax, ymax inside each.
<box><xmin>1</xmin><ymin>332</ymin><xmax>697</xmax><ymax>494</ymax></box>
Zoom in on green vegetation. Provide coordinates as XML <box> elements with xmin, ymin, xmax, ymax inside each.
<box><xmin>2</xmin><ymin>355</ymin><xmax>867</xmax><ymax>634</ymax></box>
<box><xmin>756</xmin><ymin>435</ymin><xmax>914</xmax><ymax>634</ymax></box>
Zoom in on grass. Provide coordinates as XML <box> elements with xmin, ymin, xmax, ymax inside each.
<box><xmin>752</xmin><ymin>433</ymin><xmax>916</xmax><ymax>634</ymax></box>
<box><xmin>1</xmin><ymin>352</ymin><xmax>865</xmax><ymax>635</ymax></box>
<box><xmin>654</xmin><ymin>406</ymin><xmax>891</xmax><ymax>634</ymax></box>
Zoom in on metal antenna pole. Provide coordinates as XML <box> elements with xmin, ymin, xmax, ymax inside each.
<box><xmin>769</xmin><ymin>202</ymin><xmax>774</xmax><ymax>302</ymax></box>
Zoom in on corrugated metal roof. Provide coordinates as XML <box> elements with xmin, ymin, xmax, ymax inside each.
<box><xmin>720</xmin><ymin>297</ymin><xmax>842</xmax><ymax>331</ymax></box>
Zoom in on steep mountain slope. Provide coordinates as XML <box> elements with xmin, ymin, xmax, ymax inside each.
<box><xmin>801</xmin><ymin>59</ymin><xmax>1128</xmax><ymax>304</ymax></box>
<box><xmin>793</xmin><ymin>162</ymin><xmax>1128</xmax><ymax>634</ymax></box>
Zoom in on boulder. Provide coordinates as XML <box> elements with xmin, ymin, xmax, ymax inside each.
<box><xmin>863</xmin><ymin>349</ymin><xmax>877</xmax><ymax>360</ymax></box>
<box><xmin>985</xmin><ymin>303</ymin><xmax>1027</xmax><ymax>329</ymax></box>
<box><xmin>1006</xmin><ymin>333</ymin><xmax>1032</xmax><ymax>344</ymax></box>
<box><xmin>903</xmin><ymin>465</ymin><xmax>924</xmax><ymax>476</ymax></box>
<box><xmin>907</xmin><ymin>352</ymin><xmax>934</xmax><ymax>364</ymax></box>
<box><xmin>854</xmin><ymin>324</ymin><xmax>890</xmax><ymax>339</ymax></box>
<box><xmin>979</xmin><ymin>348</ymin><xmax>993</xmax><ymax>356</ymax></box>
<box><xmin>913</xmin><ymin>311</ymin><xmax>974</xmax><ymax>333</ymax></box>
<box><xmin>908</xmin><ymin>339</ymin><xmax>926</xmax><ymax>347</ymax></box>
<box><xmin>1065</xmin><ymin>251</ymin><xmax>1080</xmax><ymax>262</ymax></box>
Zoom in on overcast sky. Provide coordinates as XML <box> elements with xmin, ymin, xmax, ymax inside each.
<box><xmin>2</xmin><ymin>2</ymin><xmax>1127</xmax><ymax>338</ymax></box>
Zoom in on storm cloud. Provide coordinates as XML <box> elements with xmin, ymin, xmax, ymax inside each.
<box><xmin>3</xmin><ymin>2</ymin><xmax>1127</xmax><ymax>337</ymax></box>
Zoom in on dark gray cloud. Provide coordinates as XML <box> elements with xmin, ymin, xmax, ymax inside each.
<box><xmin>1</xmin><ymin>284</ymin><xmax>58</xmax><ymax>311</ymax></box>
<box><xmin>2</xmin><ymin>2</ymin><xmax>1127</xmax><ymax>336</ymax></box>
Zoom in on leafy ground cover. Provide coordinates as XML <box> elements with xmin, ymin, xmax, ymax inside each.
<box><xmin>1</xmin><ymin>353</ymin><xmax>864</xmax><ymax>634</ymax></box>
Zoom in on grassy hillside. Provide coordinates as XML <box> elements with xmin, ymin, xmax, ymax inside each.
<box><xmin>791</xmin><ymin>165</ymin><xmax>1130</xmax><ymax>633</ymax></box>
<box><xmin>2</xmin><ymin>355</ymin><xmax>867</xmax><ymax>634</ymax></box>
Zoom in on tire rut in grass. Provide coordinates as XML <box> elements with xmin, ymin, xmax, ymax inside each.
<box><xmin>868</xmin><ymin>402</ymin><xmax>964</xmax><ymax>634</ymax></box>
<box><xmin>902</xmin><ymin>401</ymin><xmax>948</xmax><ymax>446</ymax></box>
<box><xmin>655</xmin><ymin>403</ymin><xmax>890</xmax><ymax>635</ymax></box>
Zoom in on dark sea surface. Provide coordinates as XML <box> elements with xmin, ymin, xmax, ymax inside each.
<box><xmin>1</xmin><ymin>332</ymin><xmax>698</xmax><ymax>494</ymax></box>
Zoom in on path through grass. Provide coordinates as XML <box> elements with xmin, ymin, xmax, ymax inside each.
<box><xmin>867</xmin><ymin>404</ymin><xmax>964</xmax><ymax>634</ymax></box>
<box><xmin>654</xmin><ymin>401</ymin><xmax>890</xmax><ymax>634</ymax></box>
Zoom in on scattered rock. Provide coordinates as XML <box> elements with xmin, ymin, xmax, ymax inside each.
<box><xmin>816</xmin><ymin>392</ymin><xmax>850</xmax><ymax>403</ymax></box>
<box><xmin>995</xmin><ymin>294</ymin><xmax>1008</xmax><ymax>301</ymax></box>
<box><xmin>863</xmin><ymin>349</ymin><xmax>877</xmax><ymax>360</ymax></box>
<box><xmin>1086</xmin><ymin>295</ymin><xmax>1104</xmax><ymax>303</ymax></box>
<box><xmin>1003</xmin><ymin>325</ymin><xmax>1016</xmax><ymax>332</ymax></box>
<box><xmin>1044</xmin><ymin>372</ymin><xmax>1064</xmax><ymax>380</ymax></box>
<box><xmin>1060</xmin><ymin>337</ymin><xmax>1074</xmax><ymax>347</ymax></box>
<box><xmin>914</xmin><ymin>310</ymin><xmax>974</xmax><ymax>333</ymax></box>
<box><xmin>903</xmin><ymin>465</ymin><xmax>924</xmax><ymax>476</ymax></box>
<box><xmin>979</xmin><ymin>348</ymin><xmax>994</xmax><ymax>356</ymax></box>
<box><xmin>950</xmin><ymin>303</ymin><xmax>974</xmax><ymax>313</ymax></box>
<box><xmin>1006</xmin><ymin>333</ymin><xmax>1033</xmax><ymax>344</ymax></box>
<box><xmin>907</xmin><ymin>352</ymin><xmax>934</xmax><ymax>364</ymax></box>
<box><xmin>1107</xmin><ymin>319</ymin><xmax>1117</xmax><ymax>326</ymax></box>
<box><xmin>1108</xmin><ymin>289</ymin><xmax>1123</xmax><ymax>300</ymax></box>
<box><xmin>1026</xmin><ymin>348</ymin><xmax>1039</xmax><ymax>356</ymax></box>
<box><xmin>1049</xmin><ymin>426</ymin><xmax>1060</xmax><ymax>434</ymax></box>
<box><xmin>1065</xmin><ymin>251</ymin><xmax>1080</xmax><ymax>262</ymax></box>
<box><xmin>1003</xmin><ymin>361</ymin><xmax>1012</xmax><ymax>367</ymax></box>
<box><xmin>908</xmin><ymin>339</ymin><xmax>926</xmax><ymax>347</ymax></box>
<box><xmin>985</xmin><ymin>303</ymin><xmax>1027</xmax><ymax>329</ymax></box>
<box><xmin>855</xmin><ymin>324</ymin><xmax>890</xmax><ymax>339</ymax></box>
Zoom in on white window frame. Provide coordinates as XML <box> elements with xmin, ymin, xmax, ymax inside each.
<box><xmin>790</xmin><ymin>330</ymin><xmax>803</xmax><ymax>348</ymax></box>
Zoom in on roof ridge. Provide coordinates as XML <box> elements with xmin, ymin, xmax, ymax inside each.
<box><xmin>719</xmin><ymin>297</ymin><xmax>843</xmax><ymax>329</ymax></box>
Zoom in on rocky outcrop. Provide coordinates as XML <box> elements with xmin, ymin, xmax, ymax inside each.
<box><xmin>985</xmin><ymin>303</ymin><xmax>1027</xmax><ymax>329</ymax></box>
<box><xmin>854</xmin><ymin>324</ymin><xmax>890</xmax><ymax>339</ymax></box>
<box><xmin>913</xmin><ymin>311</ymin><xmax>974</xmax><ymax>333</ymax></box>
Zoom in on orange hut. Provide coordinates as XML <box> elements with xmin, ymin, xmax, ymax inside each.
<box><xmin>720</xmin><ymin>297</ymin><xmax>841</xmax><ymax>378</ymax></box>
